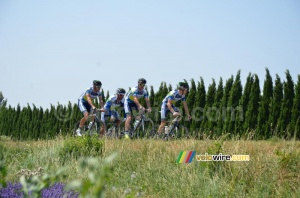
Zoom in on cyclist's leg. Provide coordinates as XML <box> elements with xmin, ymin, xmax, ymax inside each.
<box><xmin>124</xmin><ymin>101</ymin><xmax>134</xmax><ymax>138</ymax></box>
<box><xmin>112</xmin><ymin>110</ymin><xmax>120</xmax><ymax>126</ymax></box>
<box><xmin>124</xmin><ymin>102</ymin><xmax>138</xmax><ymax>138</ymax></box>
<box><xmin>124</xmin><ymin>100</ymin><xmax>132</xmax><ymax>132</ymax></box>
<box><xmin>78</xmin><ymin>100</ymin><xmax>91</xmax><ymax>127</ymax></box>
<box><xmin>76</xmin><ymin>100</ymin><xmax>90</xmax><ymax>136</ymax></box>
<box><xmin>125</xmin><ymin>103</ymin><xmax>138</xmax><ymax>129</ymax></box>
<box><xmin>158</xmin><ymin>103</ymin><xmax>168</xmax><ymax>134</ymax></box>
<box><xmin>99</xmin><ymin>111</ymin><xmax>108</xmax><ymax>135</ymax></box>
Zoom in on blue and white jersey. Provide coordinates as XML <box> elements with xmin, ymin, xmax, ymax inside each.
<box><xmin>125</xmin><ymin>86</ymin><xmax>148</xmax><ymax>103</ymax></box>
<box><xmin>162</xmin><ymin>90</ymin><xmax>186</xmax><ymax>105</ymax></box>
<box><xmin>78</xmin><ymin>87</ymin><xmax>102</xmax><ymax>102</ymax></box>
<box><xmin>104</xmin><ymin>95</ymin><xmax>124</xmax><ymax>111</ymax></box>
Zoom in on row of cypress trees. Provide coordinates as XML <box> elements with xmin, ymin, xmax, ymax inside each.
<box><xmin>0</xmin><ymin>68</ymin><xmax>299</xmax><ymax>140</ymax></box>
<box><xmin>145</xmin><ymin>68</ymin><xmax>300</xmax><ymax>139</ymax></box>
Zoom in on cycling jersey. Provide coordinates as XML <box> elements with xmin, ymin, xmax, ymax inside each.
<box><xmin>78</xmin><ymin>87</ymin><xmax>102</xmax><ymax>113</ymax></box>
<box><xmin>162</xmin><ymin>90</ymin><xmax>186</xmax><ymax>105</ymax></box>
<box><xmin>104</xmin><ymin>95</ymin><xmax>124</xmax><ymax>111</ymax></box>
<box><xmin>101</xmin><ymin>95</ymin><xmax>125</xmax><ymax>122</ymax></box>
<box><xmin>124</xmin><ymin>86</ymin><xmax>148</xmax><ymax>114</ymax></box>
<box><xmin>125</xmin><ymin>86</ymin><xmax>148</xmax><ymax>103</ymax></box>
<box><xmin>78</xmin><ymin>87</ymin><xmax>102</xmax><ymax>102</ymax></box>
<box><xmin>161</xmin><ymin>90</ymin><xmax>186</xmax><ymax>120</ymax></box>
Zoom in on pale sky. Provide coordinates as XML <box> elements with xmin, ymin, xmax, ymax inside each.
<box><xmin>1</xmin><ymin>0</ymin><xmax>299</xmax><ymax>109</ymax></box>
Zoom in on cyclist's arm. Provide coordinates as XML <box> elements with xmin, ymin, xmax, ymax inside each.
<box><xmin>86</xmin><ymin>93</ymin><xmax>96</xmax><ymax>109</ymax></box>
<box><xmin>167</xmin><ymin>99</ymin><xmax>176</xmax><ymax>114</ymax></box>
<box><xmin>182</xmin><ymin>101</ymin><xmax>191</xmax><ymax>118</ymax></box>
<box><xmin>133</xmin><ymin>96</ymin><xmax>143</xmax><ymax>109</ymax></box>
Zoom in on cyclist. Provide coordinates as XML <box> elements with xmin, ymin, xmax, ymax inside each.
<box><xmin>157</xmin><ymin>82</ymin><xmax>191</xmax><ymax>136</ymax></box>
<box><xmin>124</xmin><ymin>78</ymin><xmax>152</xmax><ymax>139</ymax></box>
<box><xmin>100</xmin><ymin>88</ymin><xmax>126</xmax><ymax>136</ymax></box>
<box><xmin>76</xmin><ymin>80</ymin><xmax>104</xmax><ymax>136</ymax></box>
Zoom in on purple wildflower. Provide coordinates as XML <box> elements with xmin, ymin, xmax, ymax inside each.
<box><xmin>0</xmin><ymin>183</ymin><xmax>23</xmax><ymax>198</ymax></box>
<box><xmin>0</xmin><ymin>182</ymin><xmax>79</xmax><ymax>198</ymax></box>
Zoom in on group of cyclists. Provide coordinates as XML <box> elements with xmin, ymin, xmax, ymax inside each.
<box><xmin>75</xmin><ymin>78</ymin><xmax>191</xmax><ymax>139</ymax></box>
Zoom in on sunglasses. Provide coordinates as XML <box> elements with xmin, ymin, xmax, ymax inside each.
<box><xmin>139</xmin><ymin>83</ymin><xmax>145</xmax><ymax>87</ymax></box>
<box><xmin>118</xmin><ymin>93</ymin><xmax>125</xmax><ymax>96</ymax></box>
<box><xmin>94</xmin><ymin>86</ymin><xmax>101</xmax><ymax>89</ymax></box>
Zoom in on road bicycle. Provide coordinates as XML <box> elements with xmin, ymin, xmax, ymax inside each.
<box><xmin>73</xmin><ymin>109</ymin><xmax>105</xmax><ymax>137</ymax></box>
<box><xmin>123</xmin><ymin>109</ymin><xmax>156</xmax><ymax>139</ymax></box>
<box><xmin>163</xmin><ymin>115</ymin><xmax>189</xmax><ymax>140</ymax></box>
<box><xmin>103</xmin><ymin>115</ymin><xmax>125</xmax><ymax>139</ymax></box>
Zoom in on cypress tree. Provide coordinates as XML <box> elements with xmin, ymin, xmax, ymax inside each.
<box><xmin>37</xmin><ymin>107</ymin><xmax>44</xmax><ymax>139</ymax></box>
<box><xmin>291</xmin><ymin>75</ymin><xmax>300</xmax><ymax>139</ymax></box>
<box><xmin>191</xmin><ymin>77</ymin><xmax>206</xmax><ymax>137</ymax></box>
<box><xmin>217</xmin><ymin>76</ymin><xmax>234</xmax><ymax>133</ymax></box>
<box><xmin>235</xmin><ymin>73</ymin><xmax>253</xmax><ymax>135</ymax></box>
<box><xmin>105</xmin><ymin>90</ymin><xmax>110</xmax><ymax>102</ymax></box>
<box><xmin>211</xmin><ymin>78</ymin><xmax>223</xmax><ymax>136</ymax></box>
<box><xmin>269</xmin><ymin>74</ymin><xmax>283</xmax><ymax>136</ymax></box>
<box><xmin>257</xmin><ymin>68</ymin><xmax>273</xmax><ymax>138</ymax></box>
<box><xmin>278</xmin><ymin>70</ymin><xmax>294</xmax><ymax>138</ymax></box>
<box><xmin>155</xmin><ymin>82</ymin><xmax>166</xmax><ymax>106</ymax></box>
<box><xmin>149</xmin><ymin>85</ymin><xmax>155</xmax><ymax>108</ymax></box>
<box><xmin>225</xmin><ymin>70</ymin><xmax>243</xmax><ymax>134</ymax></box>
<box><xmin>27</xmin><ymin>104</ymin><xmax>33</xmax><ymax>139</ymax></box>
<box><xmin>168</xmin><ymin>84</ymin><xmax>172</xmax><ymax>92</ymax></box>
<box><xmin>13</xmin><ymin>104</ymin><xmax>21</xmax><ymax>138</ymax></box>
<box><xmin>0</xmin><ymin>97</ymin><xmax>7</xmax><ymax>135</ymax></box>
<box><xmin>101</xmin><ymin>89</ymin><xmax>106</xmax><ymax>103</ymax></box>
<box><xmin>203</xmin><ymin>79</ymin><xmax>216</xmax><ymax>134</ymax></box>
<box><xmin>0</xmin><ymin>91</ymin><xmax>4</xmax><ymax>105</ymax></box>
<box><xmin>185</xmin><ymin>79</ymin><xmax>196</xmax><ymax>131</ymax></box>
<box><xmin>243</xmin><ymin>74</ymin><xmax>261</xmax><ymax>135</ymax></box>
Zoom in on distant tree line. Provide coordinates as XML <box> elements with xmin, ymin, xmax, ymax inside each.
<box><xmin>0</xmin><ymin>68</ymin><xmax>300</xmax><ymax>140</ymax></box>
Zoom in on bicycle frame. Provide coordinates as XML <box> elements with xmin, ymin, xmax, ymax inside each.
<box><xmin>73</xmin><ymin>109</ymin><xmax>104</xmax><ymax>137</ymax></box>
<box><xmin>129</xmin><ymin>109</ymin><xmax>155</xmax><ymax>139</ymax></box>
<box><xmin>164</xmin><ymin>115</ymin><xmax>189</xmax><ymax>140</ymax></box>
<box><xmin>105</xmin><ymin>117</ymin><xmax>124</xmax><ymax>139</ymax></box>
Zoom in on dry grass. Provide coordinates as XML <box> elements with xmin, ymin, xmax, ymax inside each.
<box><xmin>1</xmin><ymin>137</ymin><xmax>300</xmax><ymax>197</ymax></box>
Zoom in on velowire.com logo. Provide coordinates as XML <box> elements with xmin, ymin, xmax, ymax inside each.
<box><xmin>176</xmin><ymin>151</ymin><xmax>250</xmax><ymax>163</ymax></box>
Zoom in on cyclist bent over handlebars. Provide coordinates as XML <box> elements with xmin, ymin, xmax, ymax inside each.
<box><xmin>157</xmin><ymin>82</ymin><xmax>191</xmax><ymax>136</ymax></box>
<box><xmin>124</xmin><ymin>78</ymin><xmax>152</xmax><ymax>139</ymax></box>
<box><xmin>100</xmin><ymin>88</ymin><xmax>126</xmax><ymax>136</ymax></box>
<box><xmin>76</xmin><ymin>80</ymin><xmax>104</xmax><ymax>136</ymax></box>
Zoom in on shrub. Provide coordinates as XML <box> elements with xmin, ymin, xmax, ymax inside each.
<box><xmin>59</xmin><ymin>136</ymin><xmax>104</xmax><ymax>164</ymax></box>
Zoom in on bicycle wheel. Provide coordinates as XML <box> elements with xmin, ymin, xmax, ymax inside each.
<box><xmin>132</xmin><ymin>119</ymin><xmax>143</xmax><ymax>139</ymax></box>
<box><xmin>73</xmin><ymin>121</ymin><xmax>80</xmax><ymax>137</ymax></box>
<box><xmin>166</xmin><ymin>125</ymin><xmax>189</xmax><ymax>140</ymax></box>
<box><xmin>105</xmin><ymin>126</ymin><xmax>117</xmax><ymax>138</ymax></box>
<box><xmin>86</xmin><ymin>119</ymin><xmax>106</xmax><ymax>137</ymax></box>
<box><xmin>105</xmin><ymin>121</ymin><xmax>123</xmax><ymax>139</ymax></box>
<box><xmin>117</xmin><ymin>120</ymin><xmax>126</xmax><ymax>139</ymax></box>
<box><xmin>174</xmin><ymin>125</ymin><xmax>189</xmax><ymax>139</ymax></box>
<box><xmin>143</xmin><ymin>118</ymin><xmax>156</xmax><ymax>139</ymax></box>
<box><xmin>73</xmin><ymin>121</ymin><xmax>91</xmax><ymax>136</ymax></box>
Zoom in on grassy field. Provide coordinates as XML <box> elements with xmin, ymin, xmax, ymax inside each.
<box><xmin>1</xmin><ymin>136</ymin><xmax>300</xmax><ymax>198</ymax></box>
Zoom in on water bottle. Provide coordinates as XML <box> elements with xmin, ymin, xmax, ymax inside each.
<box><xmin>134</xmin><ymin>120</ymin><xmax>140</xmax><ymax>129</ymax></box>
<box><xmin>165</xmin><ymin>126</ymin><xmax>169</xmax><ymax>134</ymax></box>
<box><xmin>88</xmin><ymin>121</ymin><xmax>93</xmax><ymax>130</ymax></box>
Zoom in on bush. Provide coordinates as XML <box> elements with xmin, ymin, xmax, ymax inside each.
<box><xmin>59</xmin><ymin>136</ymin><xmax>104</xmax><ymax>164</ymax></box>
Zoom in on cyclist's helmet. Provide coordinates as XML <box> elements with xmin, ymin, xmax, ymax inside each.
<box><xmin>116</xmin><ymin>88</ymin><xmax>126</xmax><ymax>95</ymax></box>
<box><xmin>177</xmin><ymin>82</ymin><xmax>189</xmax><ymax>91</ymax></box>
<box><xmin>138</xmin><ymin>78</ymin><xmax>147</xmax><ymax>84</ymax></box>
<box><xmin>93</xmin><ymin>80</ymin><xmax>102</xmax><ymax>87</ymax></box>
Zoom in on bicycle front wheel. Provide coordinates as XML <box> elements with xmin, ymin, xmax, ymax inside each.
<box><xmin>143</xmin><ymin>118</ymin><xmax>156</xmax><ymax>139</ymax></box>
<box><xmin>169</xmin><ymin>125</ymin><xmax>189</xmax><ymax>140</ymax></box>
